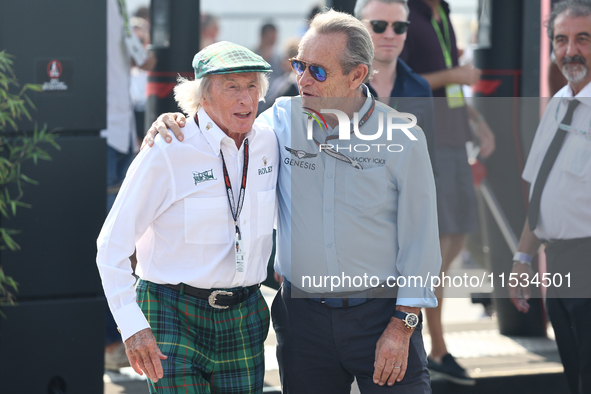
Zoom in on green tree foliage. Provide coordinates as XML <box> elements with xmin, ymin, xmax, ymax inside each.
<box><xmin>0</xmin><ymin>50</ymin><xmax>60</xmax><ymax>310</ymax></box>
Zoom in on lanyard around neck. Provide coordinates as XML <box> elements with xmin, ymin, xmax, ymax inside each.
<box><xmin>116</xmin><ymin>0</ymin><xmax>131</xmax><ymax>37</ymax></box>
<box><xmin>220</xmin><ymin>139</ymin><xmax>249</xmax><ymax>237</ymax></box>
<box><xmin>308</xmin><ymin>95</ymin><xmax>376</xmax><ymax>171</ymax></box>
<box><xmin>431</xmin><ymin>5</ymin><xmax>453</xmax><ymax>69</ymax></box>
<box><xmin>195</xmin><ymin>113</ymin><xmax>250</xmax><ymax>237</ymax></box>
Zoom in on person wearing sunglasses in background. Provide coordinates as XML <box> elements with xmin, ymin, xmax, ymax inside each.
<box><xmin>355</xmin><ymin>0</ymin><xmax>436</xmax><ymax>171</ymax></box>
<box><xmin>143</xmin><ymin>9</ymin><xmax>441</xmax><ymax>394</ymax></box>
<box><xmin>399</xmin><ymin>0</ymin><xmax>496</xmax><ymax>386</ymax></box>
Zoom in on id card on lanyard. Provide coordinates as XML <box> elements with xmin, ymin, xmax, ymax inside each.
<box><xmin>220</xmin><ymin>139</ymin><xmax>249</xmax><ymax>281</ymax></box>
<box><xmin>431</xmin><ymin>5</ymin><xmax>465</xmax><ymax>109</ymax></box>
<box><xmin>116</xmin><ymin>0</ymin><xmax>149</xmax><ymax>66</ymax></box>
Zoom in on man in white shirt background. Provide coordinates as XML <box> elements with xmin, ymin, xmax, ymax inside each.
<box><xmin>510</xmin><ymin>2</ymin><xmax>591</xmax><ymax>393</ymax></box>
<box><xmin>96</xmin><ymin>42</ymin><xmax>279</xmax><ymax>393</ymax></box>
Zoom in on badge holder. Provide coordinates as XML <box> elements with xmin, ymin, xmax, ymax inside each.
<box><xmin>117</xmin><ymin>0</ymin><xmax>149</xmax><ymax>67</ymax></box>
<box><xmin>445</xmin><ymin>84</ymin><xmax>466</xmax><ymax>109</ymax></box>
<box><xmin>235</xmin><ymin>233</ymin><xmax>245</xmax><ymax>273</ymax></box>
<box><xmin>125</xmin><ymin>34</ymin><xmax>149</xmax><ymax>67</ymax></box>
<box><xmin>221</xmin><ymin>138</ymin><xmax>250</xmax><ymax>283</ymax></box>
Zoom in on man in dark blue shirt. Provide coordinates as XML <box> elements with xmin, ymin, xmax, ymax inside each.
<box><xmin>354</xmin><ymin>0</ymin><xmax>436</xmax><ymax>169</ymax></box>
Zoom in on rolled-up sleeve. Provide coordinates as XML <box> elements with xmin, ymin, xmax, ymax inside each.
<box><xmin>393</xmin><ymin>127</ymin><xmax>441</xmax><ymax>308</ymax></box>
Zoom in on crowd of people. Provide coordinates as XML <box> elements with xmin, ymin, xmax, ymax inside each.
<box><xmin>96</xmin><ymin>0</ymin><xmax>591</xmax><ymax>393</ymax></box>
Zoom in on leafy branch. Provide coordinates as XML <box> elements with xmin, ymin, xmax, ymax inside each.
<box><xmin>0</xmin><ymin>50</ymin><xmax>60</xmax><ymax>310</ymax></box>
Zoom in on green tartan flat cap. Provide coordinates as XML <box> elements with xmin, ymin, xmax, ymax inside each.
<box><xmin>192</xmin><ymin>41</ymin><xmax>272</xmax><ymax>79</ymax></box>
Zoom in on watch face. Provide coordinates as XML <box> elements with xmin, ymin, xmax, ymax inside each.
<box><xmin>405</xmin><ymin>313</ymin><xmax>419</xmax><ymax>328</ymax></box>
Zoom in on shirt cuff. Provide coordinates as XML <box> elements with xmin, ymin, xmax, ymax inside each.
<box><xmin>396</xmin><ymin>286</ymin><xmax>438</xmax><ymax>308</ymax></box>
<box><xmin>396</xmin><ymin>297</ymin><xmax>438</xmax><ymax>308</ymax></box>
<box><xmin>112</xmin><ymin>302</ymin><xmax>151</xmax><ymax>342</ymax></box>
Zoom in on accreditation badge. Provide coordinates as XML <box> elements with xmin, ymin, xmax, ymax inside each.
<box><xmin>235</xmin><ymin>233</ymin><xmax>245</xmax><ymax>273</ymax></box>
<box><xmin>445</xmin><ymin>84</ymin><xmax>466</xmax><ymax>109</ymax></box>
<box><xmin>124</xmin><ymin>33</ymin><xmax>149</xmax><ymax>67</ymax></box>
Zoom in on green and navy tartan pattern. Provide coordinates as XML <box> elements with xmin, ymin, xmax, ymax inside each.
<box><xmin>192</xmin><ymin>41</ymin><xmax>272</xmax><ymax>79</ymax></box>
<box><xmin>136</xmin><ymin>280</ymin><xmax>270</xmax><ymax>393</ymax></box>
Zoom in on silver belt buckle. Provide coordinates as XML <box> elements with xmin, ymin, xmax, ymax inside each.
<box><xmin>208</xmin><ymin>290</ymin><xmax>233</xmax><ymax>309</ymax></box>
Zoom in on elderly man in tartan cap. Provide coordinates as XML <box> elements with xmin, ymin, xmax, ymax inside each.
<box><xmin>96</xmin><ymin>41</ymin><xmax>279</xmax><ymax>393</ymax></box>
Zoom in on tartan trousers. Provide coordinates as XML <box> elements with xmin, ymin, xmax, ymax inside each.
<box><xmin>136</xmin><ymin>280</ymin><xmax>270</xmax><ymax>394</ymax></box>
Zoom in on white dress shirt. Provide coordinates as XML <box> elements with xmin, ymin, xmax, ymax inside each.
<box><xmin>97</xmin><ymin>108</ymin><xmax>279</xmax><ymax>341</ymax></box>
<box><xmin>523</xmin><ymin>81</ymin><xmax>591</xmax><ymax>240</ymax></box>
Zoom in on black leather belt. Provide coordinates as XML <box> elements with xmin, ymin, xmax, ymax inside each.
<box><xmin>283</xmin><ymin>279</ymin><xmax>398</xmax><ymax>309</ymax></box>
<box><xmin>162</xmin><ymin>283</ymin><xmax>260</xmax><ymax>309</ymax></box>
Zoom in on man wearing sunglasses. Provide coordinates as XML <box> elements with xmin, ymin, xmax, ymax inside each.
<box><xmin>400</xmin><ymin>0</ymin><xmax>496</xmax><ymax>386</ymax></box>
<box><xmin>143</xmin><ymin>9</ymin><xmax>440</xmax><ymax>394</ymax></box>
<box><xmin>354</xmin><ymin>0</ymin><xmax>436</xmax><ymax>169</ymax></box>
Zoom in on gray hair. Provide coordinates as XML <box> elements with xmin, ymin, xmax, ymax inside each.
<box><xmin>307</xmin><ymin>9</ymin><xmax>375</xmax><ymax>83</ymax></box>
<box><xmin>547</xmin><ymin>0</ymin><xmax>591</xmax><ymax>40</ymax></box>
<box><xmin>353</xmin><ymin>0</ymin><xmax>409</xmax><ymax>19</ymax></box>
<box><xmin>173</xmin><ymin>74</ymin><xmax>269</xmax><ymax>116</ymax></box>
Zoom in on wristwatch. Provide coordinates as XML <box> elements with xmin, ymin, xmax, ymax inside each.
<box><xmin>393</xmin><ymin>310</ymin><xmax>419</xmax><ymax>329</ymax></box>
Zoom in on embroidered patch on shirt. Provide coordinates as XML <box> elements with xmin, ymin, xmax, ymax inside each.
<box><xmin>285</xmin><ymin>146</ymin><xmax>318</xmax><ymax>159</ymax></box>
<box><xmin>258</xmin><ymin>165</ymin><xmax>273</xmax><ymax>175</ymax></box>
<box><xmin>258</xmin><ymin>156</ymin><xmax>273</xmax><ymax>175</ymax></box>
<box><xmin>193</xmin><ymin>169</ymin><xmax>216</xmax><ymax>184</ymax></box>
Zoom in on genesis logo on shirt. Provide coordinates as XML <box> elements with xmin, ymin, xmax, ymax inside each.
<box><xmin>284</xmin><ymin>146</ymin><xmax>316</xmax><ymax>171</ymax></box>
<box><xmin>193</xmin><ymin>169</ymin><xmax>216</xmax><ymax>184</ymax></box>
<box><xmin>285</xmin><ymin>146</ymin><xmax>318</xmax><ymax>159</ymax></box>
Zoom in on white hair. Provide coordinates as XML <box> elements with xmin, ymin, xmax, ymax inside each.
<box><xmin>173</xmin><ymin>73</ymin><xmax>270</xmax><ymax>116</ymax></box>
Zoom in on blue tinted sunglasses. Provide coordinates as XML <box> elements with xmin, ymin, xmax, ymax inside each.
<box><xmin>289</xmin><ymin>58</ymin><xmax>328</xmax><ymax>82</ymax></box>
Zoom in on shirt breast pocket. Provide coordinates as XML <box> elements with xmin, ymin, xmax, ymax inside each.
<box><xmin>345</xmin><ymin>166</ymin><xmax>388</xmax><ymax>212</ymax></box>
<box><xmin>562</xmin><ymin>144</ymin><xmax>591</xmax><ymax>178</ymax></box>
<box><xmin>257</xmin><ymin>187</ymin><xmax>276</xmax><ymax>238</ymax></box>
<box><xmin>184</xmin><ymin>197</ymin><xmax>231</xmax><ymax>244</ymax></box>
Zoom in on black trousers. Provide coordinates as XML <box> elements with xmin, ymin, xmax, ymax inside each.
<box><xmin>271</xmin><ymin>284</ymin><xmax>431</xmax><ymax>394</ymax></box>
<box><xmin>545</xmin><ymin>237</ymin><xmax>591</xmax><ymax>394</ymax></box>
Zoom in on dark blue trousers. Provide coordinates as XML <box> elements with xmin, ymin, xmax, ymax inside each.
<box><xmin>271</xmin><ymin>284</ymin><xmax>431</xmax><ymax>394</ymax></box>
<box><xmin>545</xmin><ymin>237</ymin><xmax>591</xmax><ymax>394</ymax></box>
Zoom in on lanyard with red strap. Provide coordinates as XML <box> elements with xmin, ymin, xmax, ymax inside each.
<box><xmin>195</xmin><ymin>114</ymin><xmax>249</xmax><ymax>238</ymax></box>
<box><xmin>220</xmin><ymin>140</ymin><xmax>249</xmax><ymax>239</ymax></box>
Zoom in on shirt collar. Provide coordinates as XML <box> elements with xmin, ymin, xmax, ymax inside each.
<box><xmin>354</xmin><ymin>84</ymin><xmax>373</xmax><ymax>125</ymax></box>
<box><xmin>560</xmin><ymin>81</ymin><xmax>591</xmax><ymax>107</ymax></box>
<box><xmin>323</xmin><ymin>84</ymin><xmax>373</xmax><ymax>134</ymax></box>
<box><xmin>196</xmin><ymin>107</ymin><xmax>256</xmax><ymax>156</ymax></box>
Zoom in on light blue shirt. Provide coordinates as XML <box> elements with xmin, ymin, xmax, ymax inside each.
<box><xmin>257</xmin><ymin>91</ymin><xmax>441</xmax><ymax>308</ymax></box>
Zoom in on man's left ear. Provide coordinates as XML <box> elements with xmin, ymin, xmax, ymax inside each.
<box><xmin>348</xmin><ymin>63</ymin><xmax>369</xmax><ymax>90</ymax></box>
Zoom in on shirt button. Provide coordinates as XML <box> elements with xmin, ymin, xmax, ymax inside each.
<box><xmin>326</xmin><ymin>208</ymin><xmax>332</xmax><ymax>213</ymax></box>
<box><xmin>326</xmin><ymin>243</ymin><xmax>332</xmax><ymax>248</ymax></box>
<box><xmin>243</xmin><ymin>219</ymin><xmax>247</xmax><ymax>224</ymax></box>
<box><xmin>235</xmin><ymin>283</ymin><xmax>239</xmax><ymax>286</ymax></box>
<box><xmin>327</xmin><ymin>173</ymin><xmax>333</xmax><ymax>178</ymax></box>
